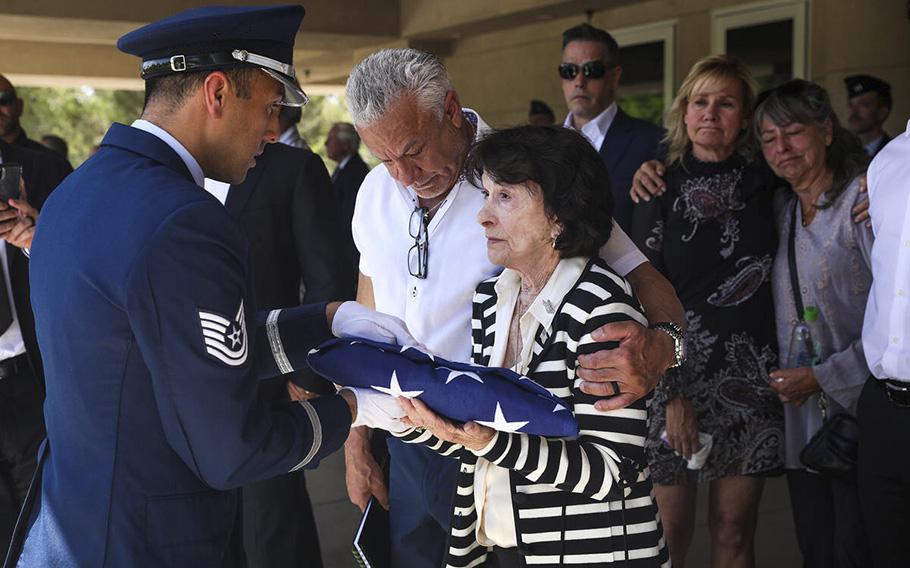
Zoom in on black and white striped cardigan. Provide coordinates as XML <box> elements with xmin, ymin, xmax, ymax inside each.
<box><xmin>396</xmin><ymin>257</ymin><xmax>669</xmax><ymax>567</ymax></box>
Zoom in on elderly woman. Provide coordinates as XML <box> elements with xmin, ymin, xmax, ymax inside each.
<box><xmin>629</xmin><ymin>55</ymin><xmax>782</xmax><ymax>568</ymax></box>
<box><xmin>394</xmin><ymin>125</ymin><xmax>669</xmax><ymax>567</ymax></box>
<box><xmin>757</xmin><ymin>79</ymin><xmax>873</xmax><ymax>567</ymax></box>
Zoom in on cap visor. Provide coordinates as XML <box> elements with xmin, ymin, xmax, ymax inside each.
<box><xmin>261</xmin><ymin>68</ymin><xmax>308</xmax><ymax>107</ymax></box>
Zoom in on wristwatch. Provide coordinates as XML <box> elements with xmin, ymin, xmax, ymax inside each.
<box><xmin>650</xmin><ymin>322</ymin><xmax>686</xmax><ymax>369</ymax></box>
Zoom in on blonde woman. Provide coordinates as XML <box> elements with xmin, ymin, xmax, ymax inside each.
<box><xmin>630</xmin><ymin>55</ymin><xmax>783</xmax><ymax>568</ymax></box>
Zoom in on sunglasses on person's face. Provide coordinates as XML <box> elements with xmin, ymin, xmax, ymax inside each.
<box><xmin>558</xmin><ymin>61</ymin><xmax>612</xmax><ymax>81</ymax></box>
<box><xmin>0</xmin><ymin>91</ymin><xmax>16</xmax><ymax>106</ymax></box>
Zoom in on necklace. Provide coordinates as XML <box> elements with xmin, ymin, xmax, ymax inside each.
<box><xmin>420</xmin><ymin>197</ymin><xmax>447</xmax><ymax>222</ymax></box>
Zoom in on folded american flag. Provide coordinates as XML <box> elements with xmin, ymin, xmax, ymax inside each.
<box><xmin>307</xmin><ymin>338</ymin><xmax>579</xmax><ymax>438</ymax></box>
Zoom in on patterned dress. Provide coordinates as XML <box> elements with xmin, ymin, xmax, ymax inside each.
<box><xmin>632</xmin><ymin>153</ymin><xmax>784</xmax><ymax>484</ymax></box>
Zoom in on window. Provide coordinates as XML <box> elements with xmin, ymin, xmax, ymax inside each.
<box><xmin>711</xmin><ymin>0</ymin><xmax>808</xmax><ymax>90</ymax></box>
<box><xmin>611</xmin><ymin>20</ymin><xmax>676</xmax><ymax>126</ymax></box>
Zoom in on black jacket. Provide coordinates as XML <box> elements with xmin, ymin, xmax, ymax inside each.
<box><xmin>331</xmin><ymin>152</ymin><xmax>370</xmax><ymax>297</ymax></box>
<box><xmin>0</xmin><ymin>139</ymin><xmax>69</xmax><ymax>386</ymax></box>
<box><xmin>226</xmin><ymin>142</ymin><xmax>349</xmax><ymax>392</ymax></box>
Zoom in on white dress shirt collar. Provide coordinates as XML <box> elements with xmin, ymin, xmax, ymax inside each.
<box><xmin>131</xmin><ymin>119</ymin><xmax>205</xmax><ymax>187</ymax></box>
<box><xmin>563</xmin><ymin>101</ymin><xmax>618</xmax><ymax>152</ymax></box>
<box><xmin>337</xmin><ymin>155</ymin><xmax>352</xmax><ymax>171</ymax></box>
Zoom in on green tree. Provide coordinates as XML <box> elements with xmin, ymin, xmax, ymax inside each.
<box><xmin>18</xmin><ymin>86</ymin><xmax>374</xmax><ymax>169</ymax></box>
<box><xmin>297</xmin><ymin>94</ymin><xmax>378</xmax><ymax>168</ymax></box>
<box><xmin>19</xmin><ymin>86</ymin><xmax>145</xmax><ymax>167</ymax></box>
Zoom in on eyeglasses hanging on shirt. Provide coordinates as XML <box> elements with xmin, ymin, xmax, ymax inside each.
<box><xmin>408</xmin><ymin>206</ymin><xmax>429</xmax><ymax>279</ymax></box>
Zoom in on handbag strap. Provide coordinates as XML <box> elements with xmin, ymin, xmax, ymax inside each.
<box><xmin>788</xmin><ymin>200</ymin><xmax>805</xmax><ymax>320</ymax></box>
<box><xmin>789</xmin><ymin>200</ymin><xmax>828</xmax><ymax>418</ymax></box>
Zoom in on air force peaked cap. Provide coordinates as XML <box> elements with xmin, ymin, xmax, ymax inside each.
<box><xmin>844</xmin><ymin>74</ymin><xmax>891</xmax><ymax>101</ymax></box>
<box><xmin>117</xmin><ymin>4</ymin><xmax>308</xmax><ymax>106</ymax></box>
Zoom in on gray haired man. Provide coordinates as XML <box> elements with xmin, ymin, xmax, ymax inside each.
<box><xmin>344</xmin><ymin>48</ymin><xmax>686</xmax><ymax>567</ymax></box>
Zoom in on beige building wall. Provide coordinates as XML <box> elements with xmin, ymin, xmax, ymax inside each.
<box><xmin>443</xmin><ymin>0</ymin><xmax>910</xmax><ymax>135</ymax></box>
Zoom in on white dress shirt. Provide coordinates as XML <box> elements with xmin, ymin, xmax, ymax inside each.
<box><xmin>278</xmin><ymin>126</ymin><xmax>310</xmax><ymax>150</ymax></box>
<box><xmin>563</xmin><ymin>101</ymin><xmax>618</xmax><ymax>153</ymax></box>
<box><xmin>203</xmin><ymin>179</ymin><xmax>230</xmax><ymax>205</ymax></box>
<box><xmin>473</xmin><ymin>257</ymin><xmax>588</xmax><ymax>548</ymax></box>
<box><xmin>863</xmin><ymin>119</ymin><xmax>910</xmax><ymax>381</ymax></box>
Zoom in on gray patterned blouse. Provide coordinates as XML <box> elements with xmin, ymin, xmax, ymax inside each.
<box><xmin>771</xmin><ymin>176</ymin><xmax>874</xmax><ymax>469</ymax></box>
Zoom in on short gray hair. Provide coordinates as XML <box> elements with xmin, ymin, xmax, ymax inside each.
<box><xmin>346</xmin><ymin>48</ymin><xmax>453</xmax><ymax>127</ymax></box>
<box><xmin>332</xmin><ymin>122</ymin><xmax>360</xmax><ymax>150</ymax></box>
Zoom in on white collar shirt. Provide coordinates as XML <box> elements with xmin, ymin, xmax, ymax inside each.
<box><xmin>863</xmin><ymin>119</ymin><xmax>910</xmax><ymax>381</ymax></box>
<box><xmin>473</xmin><ymin>257</ymin><xmax>588</xmax><ymax>548</ymax></box>
<box><xmin>336</xmin><ymin>155</ymin><xmax>352</xmax><ymax>172</ymax></box>
<box><xmin>278</xmin><ymin>126</ymin><xmax>309</xmax><ymax>150</ymax></box>
<box><xmin>0</xmin><ymin>150</ymin><xmax>26</xmax><ymax>361</ymax></box>
<box><xmin>131</xmin><ymin>119</ymin><xmax>205</xmax><ymax>188</ymax></box>
<box><xmin>563</xmin><ymin>101</ymin><xmax>618</xmax><ymax>152</ymax></box>
<box><xmin>352</xmin><ymin>109</ymin><xmax>495</xmax><ymax>362</ymax></box>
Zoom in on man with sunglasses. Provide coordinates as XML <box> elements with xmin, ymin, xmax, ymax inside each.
<box><xmin>560</xmin><ymin>24</ymin><xmax>663</xmax><ymax>232</ymax></box>
<box><xmin>0</xmin><ymin>75</ymin><xmax>73</xmax><ymax>174</ymax></box>
<box><xmin>344</xmin><ymin>47</ymin><xmax>685</xmax><ymax>568</ymax></box>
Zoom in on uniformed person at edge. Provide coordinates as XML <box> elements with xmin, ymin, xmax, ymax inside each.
<box><xmin>6</xmin><ymin>5</ymin><xmax>413</xmax><ymax>567</ymax></box>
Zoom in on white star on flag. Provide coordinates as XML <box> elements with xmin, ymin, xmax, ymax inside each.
<box><xmin>476</xmin><ymin>402</ymin><xmax>529</xmax><ymax>433</ymax></box>
<box><xmin>401</xmin><ymin>344</ymin><xmax>433</xmax><ymax>361</ymax></box>
<box><xmin>441</xmin><ymin>368</ymin><xmax>484</xmax><ymax>384</ymax></box>
<box><xmin>372</xmin><ymin>370</ymin><xmax>424</xmax><ymax>399</ymax></box>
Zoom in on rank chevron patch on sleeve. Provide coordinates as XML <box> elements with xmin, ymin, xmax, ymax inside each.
<box><xmin>198</xmin><ymin>300</ymin><xmax>248</xmax><ymax>366</ymax></box>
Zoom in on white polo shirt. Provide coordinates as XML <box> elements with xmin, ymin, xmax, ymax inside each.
<box><xmin>352</xmin><ymin>109</ymin><xmax>646</xmax><ymax>363</ymax></box>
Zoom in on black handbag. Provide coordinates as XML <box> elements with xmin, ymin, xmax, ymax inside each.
<box><xmin>786</xmin><ymin>201</ymin><xmax>859</xmax><ymax>476</ymax></box>
<box><xmin>799</xmin><ymin>409</ymin><xmax>859</xmax><ymax>477</ymax></box>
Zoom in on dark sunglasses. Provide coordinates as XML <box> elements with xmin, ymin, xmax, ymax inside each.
<box><xmin>0</xmin><ymin>91</ymin><xmax>16</xmax><ymax>106</ymax></box>
<box><xmin>558</xmin><ymin>61</ymin><xmax>612</xmax><ymax>81</ymax></box>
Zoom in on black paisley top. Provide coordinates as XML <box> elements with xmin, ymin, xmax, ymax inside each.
<box><xmin>632</xmin><ymin>153</ymin><xmax>783</xmax><ymax>483</ymax></box>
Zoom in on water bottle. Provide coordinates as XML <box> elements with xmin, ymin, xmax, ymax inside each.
<box><xmin>788</xmin><ymin>306</ymin><xmax>821</xmax><ymax>367</ymax></box>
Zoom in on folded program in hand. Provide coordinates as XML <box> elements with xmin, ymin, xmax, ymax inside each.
<box><xmin>307</xmin><ymin>337</ymin><xmax>579</xmax><ymax>438</ymax></box>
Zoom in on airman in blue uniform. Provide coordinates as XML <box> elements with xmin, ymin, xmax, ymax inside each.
<box><xmin>4</xmin><ymin>5</ymin><xmax>413</xmax><ymax>567</ymax></box>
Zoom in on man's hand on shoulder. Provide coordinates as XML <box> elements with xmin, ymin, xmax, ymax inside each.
<box><xmin>576</xmin><ymin>320</ymin><xmax>675</xmax><ymax>411</ymax></box>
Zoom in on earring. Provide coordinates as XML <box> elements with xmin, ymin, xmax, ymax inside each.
<box><xmin>551</xmin><ymin>235</ymin><xmax>558</xmax><ymax>249</ymax></box>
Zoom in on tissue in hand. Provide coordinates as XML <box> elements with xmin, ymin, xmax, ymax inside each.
<box><xmin>660</xmin><ymin>430</ymin><xmax>714</xmax><ymax>470</ymax></box>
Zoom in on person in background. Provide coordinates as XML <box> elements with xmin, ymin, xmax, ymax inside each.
<box><xmin>0</xmin><ymin>74</ymin><xmax>73</xmax><ymax>174</ymax></box>
<box><xmin>39</xmin><ymin>134</ymin><xmax>68</xmax><ymax>162</ymax></box>
<box><xmin>344</xmin><ymin>47</ymin><xmax>685</xmax><ymax>568</ymax></box>
<box><xmin>394</xmin><ymin>125</ymin><xmax>669</xmax><ymax>567</ymax></box>
<box><xmin>325</xmin><ymin>121</ymin><xmax>368</xmax><ymax>298</ymax></box>
<box><xmin>278</xmin><ymin>92</ymin><xmax>310</xmax><ymax>150</ymax></box>
<box><xmin>205</xmin><ymin>107</ymin><xmax>349</xmax><ymax>568</ymax></box>
<box><xmin>859</xmin><ymin>116</ymin><xmax>910</xmax><ymax>567</ymax></box>
<box><xmin>631</xmin><ymin>55</ymin><xmax>782</xmax><ymax>568</ymax></box>
<box><xmin>527</xmin><ymin>99</ymin><xmax>555</xmax><ymax>126</ymax></box>
<box><xmin>844</xmin><ymin>75</ymin><xmax>892</xmax><ymax>157</ymax></box>
<box><xmin>758</xmin><ymin>78</ymin><xmax>873</xmax><ymax>568</ymax></box>
<box><xmin>560</xmin><ymin>23</ymin><xmax>663</xmax><ymax>231</ymax></box>
<box><xmin>0</xmin><ymin>137</ymin><xmax>67</xmax><ymax>559</ymax></box>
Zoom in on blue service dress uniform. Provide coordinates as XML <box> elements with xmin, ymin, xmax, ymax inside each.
<box><xmin>11</xmin><ymin>123</ymin><xmax>351</xmax><ymax>567</ymax></box>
